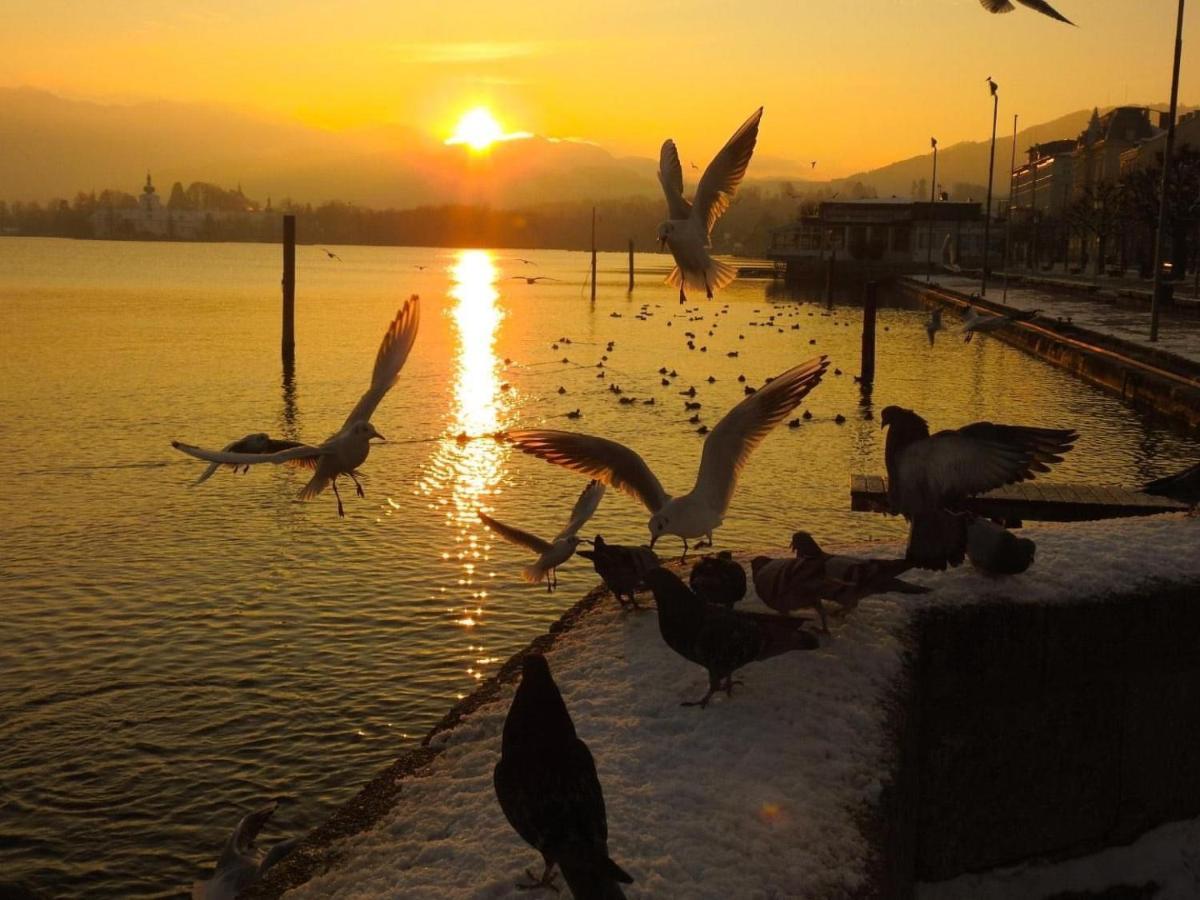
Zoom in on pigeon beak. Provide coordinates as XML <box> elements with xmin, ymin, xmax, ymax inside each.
<box><xmin>649</xmin><ymin>534</ymin><xmax>658</xmax><ymax>548</ymax></box>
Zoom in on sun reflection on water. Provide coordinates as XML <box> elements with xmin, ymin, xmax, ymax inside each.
<box><xmin>416</xmin><ymin>250</ymin><xmax>511</xmax><ymax>647</ymax></box>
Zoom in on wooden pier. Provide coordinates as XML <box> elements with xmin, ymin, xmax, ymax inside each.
<box><xmin>850</xmin><ymin>474</ymin><xmax>1188</xmax><ymax>523</ymax></box>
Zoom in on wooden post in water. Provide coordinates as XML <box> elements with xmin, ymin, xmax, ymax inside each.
<box><xmin>627</xmin><ymin>238</ymin><xmax>635</xmax><ymax>295</ymax></box>
<box><xmin>281</xmin><ymin>214</ymin><xmax>296</xmax><ymax>362</ymax></box>
<box><xmin>860</xmin><ymin>281</ymin><xmax>878</xmax><ymax>385</ymax></box>
<box><xmin>825</xmin><ymin>251</ymin><xmax>836</xmax><ymax>306</ymax></box>
<box><xmin>590</xmin><ymin>206</ymin><xmax>598</xmax><ymax>304</ymax></box>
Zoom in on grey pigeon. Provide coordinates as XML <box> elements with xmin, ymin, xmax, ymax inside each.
<box><xmin>881</xmin><ymin>406</ymin><xmax>1076</xmax><ymax>570</ymax></box>
<box><xmin>967</xmin><ymin>518</ymin><xmax>1037</xmax><ymax>575</ymax></box>
<box><xmin>576</xmin><ymin>535</ymin><xmax>659</xmax><ymax>609</ymax></box>
<box><xmin>688</xmin><ymin>551</ymin><xmax>747</xmax><ymax>609</ymax></box>
<box><xmin>192</xmin><ymin>801</ymin><xmax>297</xmax><ymax>900</ymax></box>
<box><xmin>493</xmin><ymin>655</ymin><xmax>633</xmax><ymax>897</ymax></box>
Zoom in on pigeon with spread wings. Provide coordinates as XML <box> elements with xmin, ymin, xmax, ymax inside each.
<box><xmin>508</xmin><ymin>356</ymin><xmax>828</xmax><ymax>561</ymax></box>
<box><xmin>478</xmin><ymin>480</ymin><xmax>606</xmax><ymax>591</ymax></box>
<box><xmin>881</xmin><ymin>405</ymin><xmax>1077</xmax><ymax>570</ymax></box>
<box><xmin>173</xmin><ymin>296</ymin><xmax>420</xmax><ymax>517</ymax></box>
<box><xmin>657</xmin><ymin>107</ymin><xmax>762</xmax><ymax>302</ymax></box>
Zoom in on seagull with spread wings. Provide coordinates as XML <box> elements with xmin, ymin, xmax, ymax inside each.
<box><xmin>979</xmin><ymin>0</ymin><xmax>1073</xmax><ymax>25</ymax></box>
<box><xmin>192</xmin><ymin>433</ymin><xmax>306</xmax><ymax>485</ymax></box>
<box><xmin>657</xmin><ymin>107</ymin><xmax>762</xmax><ymax>302</ymax></box>
<box><xmin>173</xmin><ymin>296</ymin><xmax>420</xmax><ymax>517</ymax></box>
<box><xmin>881</xmin><ymin>405</ymin><xmax>1077</xmax><ymax>570</ymax></box>
<box><xmin>192</xmin><ymin>800</ymin><xmax>296</xmax><ymax>900</ymax></box>
<box><xmin>478</xmin><ymin>480</ymin><xmax>606</xmax><ymax>591</ymax></box>
<box><xmin>508</xmin><ymin>355</ymin><xmax>828</xmax><ymax>561</ymax></box>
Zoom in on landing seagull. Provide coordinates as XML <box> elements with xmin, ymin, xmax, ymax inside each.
<box><xmin>979</xmin><ymin>0</ymin><xmax>1074</xmax><ymax>25</ymax></box>
<box><xmin>658</xmin><ymin>107</ymin><xmax>763</xmax><ymax>303</ymax></box>
<box><xmin>173</xmin><ymin>296</ymin><xmax>420</xmax><ymax>517</ymax></box>
<box><xmin>477</xmin><ymin>480</ymin><xmax>606</xmax><ymax>591</ymax></box>
<box><xmin>508</xmin><ymin>355</ymin><xmax>829</xmax><ymax>560</ymax></box>
<box><xmin>192</xmin><ymin>800</ymin><xmax>297</xmax><ymax>900</ymax></box>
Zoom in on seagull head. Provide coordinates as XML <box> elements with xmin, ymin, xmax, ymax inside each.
<box><xmin>350</xmin><ymin>421</ymin><xmax>386</xmax><ymax>442</ymax></box>
<box><xmin>656</xmin><ymin>221</ymin><xmax>674</xmax><ymax>251</ymax></box>
<box><xmin>648</xmin><ymin>512</ymin><xmax>670</xmax><ymax>547</ymax></box>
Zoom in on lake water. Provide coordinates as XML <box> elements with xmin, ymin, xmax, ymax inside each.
<box><xmin>1</xmin><ymin>238</ymin><xmax>1195</xmax><ymax>898</ymax></box>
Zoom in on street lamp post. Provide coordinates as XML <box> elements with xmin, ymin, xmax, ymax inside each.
<box><xmin>926</xmin><ymin>137</ymin><xmax>938</xmax><ymax>282</ymax></box>
<box><xmin>982</xmin><ymin>77</ymin><xmax>1000</xmax><ymax>297</ymax></box>
<box><xmin>1150</xmin><ymin>0</ymin><xmax>1186</xmax><ymax>342</ymax></box>
<box><xmin>1003</xmin><ymin>113</ymin><xmax>1018</xmax><ymax>303</ymax></box>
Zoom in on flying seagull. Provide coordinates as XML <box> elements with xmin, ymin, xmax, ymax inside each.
<box><xmin>925</xmin><ymin>307</ymin><xmax>944</xmax><ymax>346</ymax></box>
<box><xmin>658</xmin><ymin>107</ymin><xmax>763</xmax><ymax>302</ymax></box>
<box><xmin>577</xmin><ymin>535</ymin><xmax>660</xmax><ymax>610</ymax></box>
<box><xmin>192</xmin><ymin>801</ymin><xmax>297</xmax><ymax>900</ymax></box>
<box><xmin>191</xmin><ymin>433</ymin><xmax>305</xmax><ymax>485</ymax></box>
<box><xmin>880</xmin><ymin>405</ymin><xmax>1076</xmax><ymax>569</ymax></box>
<box><xmin>494</xmin><ymin>654</ymin><xmax>634</xmax><ymax>895</ymax></box>
<box><xmin>962</xmin><ymin>305</ymin><xmax>1039</xmax><ymax>342</ymax></box>
<box><xmin>508</xmin><ymin>356</ymin><xmax>829</xmax><ymax>560</ymax></box>
<box><xmin>979</xmin><ymin>0</ymin><xmax>1073</xmax><ymax>25</ymax></box>
<box><xmin>510</xmin><ymin>275</ymin><xmax>561</xmax><ymax>285</ymax></box>
<box><xmin>477</xmin><ymin>480</ymin><xmax>606</xmax><ymax>591</ymax></box>
<box><xmin>173</xmin><ymin>296</ymin><xmax>420</xmax><ymax>517</ymax></box>
<box><xmin>320</xmin><ymin>247</ymin><xmax>341</xmax><ymax>261</ymax></box>
<box><xmin>644</xmin><ymin>567</ymin><xmax>819</xmax><ymax>708</ymax></box>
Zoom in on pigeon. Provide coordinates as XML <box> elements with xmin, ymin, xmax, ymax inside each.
<box><xmin>576</xmin><ymin>535</ymin><xmax>660</xmax><ymax>610</ymax></box>
<box><xmin>966</xmin><ymin>518</ymin><xmax>1037</xmax><ymax>575</ymax></box>
<box><xmin>925</xmin><ymin>307</ymin><xmax>944</xmax><ymax>346</ymax></box>
<box><xmin>478</xmin><ymin>481</ymin><xmax>605</xmax><ymax>591</ymax></box>
<box><xmin>494</xmin><ymin>654</ymin><xmax>634</xmax><ymax>896</ymax></box>
<box><xmin>191</xmin><ymin>433</ymin><xmax>305</xmax><ymax>485</ymax></box>
<box><xmin>657</xmin><ymin>108</ymin><xmax>763</xmax><ymax>302</ymax></box>
<box><xmin>507</xmin><ymin>356</ymin><xmax>829</xmax><ymax>560</ymax></box>
<box><xmin>192</xmin><ymin>801</ymin><xmax>297</xmax><ymax>900</ymax></box>
<box><xmin>173</xmin><ymin>296</ymin><xmax>420</xmax><ymax>517</ymax></box>
<box><xmin>979</xmin><ymin>0</ymin><xmax>1074</xmax><ymax>25</ymax></box>
<box><xmin>644</xmin><ymin>567</ymin><xmax>819</xmax><ymax>708</ymax></box>
<box><xmin>961</xmin><ymin>305</ymin><xmax>1040</xmax><ymax>342</ymax></box>
<box><xmin>688</xmin><ymin>551</ymin><xmax>747</xmax><ymax>609</ymax></box>
<box><xmin>1140</xmin><ymin>461</ymin><xmax>1200</xmax><ymax>512</ymax></box>
<box><xmin>880</xmin><ymin>405</ymin><xmax>1077</xmax><ymax>570</ymax></box>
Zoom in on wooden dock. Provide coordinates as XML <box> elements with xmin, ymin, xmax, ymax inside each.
<box><xmin>850</xmin><ymin>474</ymin><xmax>1188</xmax><ymax>523</ymax></box>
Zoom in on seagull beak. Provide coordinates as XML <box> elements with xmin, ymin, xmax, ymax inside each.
<box><xmin>371</xmin><ymin>428</ymin><xmax>386</xmax><ymax>442</ymax></box>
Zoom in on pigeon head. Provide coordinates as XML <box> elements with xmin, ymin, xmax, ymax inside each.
<box><xmin>879</xmin><ymin>405</ymin><xmax>927</xmax><ymax>435</ymax></box>
<box><xmin>790</xmin><ymin>531</ymin><xmax>823</xmax><ymax>559</ymax></box>
<box><xmin>642</xmin><ymin>567</ymin><xmax>697</xmax><ymax>610</ymax></box>
<box><xmin>503</xmin><ymin>654</ymin><xmax>576</xmax><ymax>749</ymax></box>
<box><xmin>656</xmin><ymin>221</ymin><xmax>674</xmax><ymax>250</ymax></box>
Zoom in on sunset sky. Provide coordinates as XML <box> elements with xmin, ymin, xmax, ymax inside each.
<box><xmin>1</xmin><ymin>0</ymin><xmax>1195</xmax><ymax>176</ymax></box>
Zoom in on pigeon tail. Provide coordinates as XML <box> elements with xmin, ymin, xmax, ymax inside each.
<box><xmin>882</xmin><ymin>578</ymin><xmax>932</xmax><ymax>595</ymax></box>
<box><xmin>558</xmin><ymin>848</ymin><xmax>633</xmax><ymax>900</ymax></box>
<box><xmin>907</xmin><ymin>510</ymin><xmax>969</xmax><ymax>571</ymax></box>
<box><xmin>665</xmin><ymin>255</ymin><xmax>737</xmax><ymax>297</ymax></box>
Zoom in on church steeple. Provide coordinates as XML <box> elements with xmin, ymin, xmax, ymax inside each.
<box><xmin>143</xmin><ymin>172</ymin><xmax>156</xmax><ymax>195</ymax></box>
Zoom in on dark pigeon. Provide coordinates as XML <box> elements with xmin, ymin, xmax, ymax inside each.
<box><xmin>493</xmin><ymin>655</ymin><xmax>633</xmax><ymax>897</ymax></box>
<box><xmin>577</xmin><ymin>535</ymin><xmax>660</xmax><ymax>609</ymax></box>
<box><xmin>881</xmin><ymin>406</ymin><xmax>1076</xmax><ymax>570</ymax></box>
<box><xmin>644</xmin><ymin>567</ymin><xmax>819</xmax><ymax>709</ymax></box>
<box><xmin>967</xmin><ymin>518</ymin><xmax>1037</xmax><ymax>576</ymax></box>
<box><xmin>1140</xmin><ymin>461</ymin><xmax>1200</xmax><ymax>511</ymax></box>
<box><xmin>688</xmin><ymin>551</ymin><xmax>747</xmax><ymax>609</ymax></box>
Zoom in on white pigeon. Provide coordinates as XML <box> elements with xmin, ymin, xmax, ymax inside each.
<box><xmin>657</xmin><ymin>107</ymin><xmax>763</xmax><ymax>302</ymax></box>
<box><xmin>508</xmin><ymin>355</ymin><xmax>829</xmax><ymax>560</ymax></box>
<box><xmin>478</xmin><ymin>480</ymin><xmax>606</xmax><ymax>590</ymax></box>
<box><xmin>173</xmin><ymin>295</ymin><xmax>420</xmax><ymax>516</ymax></box>
<box><xmin>925</xmin><ymin>307</ymin><xmax>944</xmax><ymax>346</ymax></box>
<box><xmin>192</xmin><ymin>800</ymin><xmax>297</xmax><ymax>900</ymax></box>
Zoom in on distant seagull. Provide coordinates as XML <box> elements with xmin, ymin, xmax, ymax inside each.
<box><xmin>961</xmin><ymin>305</ymin><xmax>1039</xmax><ymax>342</ymax></box>
<box><xmin>507</xmin><ymin>356</ymin><xmax>828</xmax><ymax>560</ymax></box>
<box><xmin>925</xmin><ymin>307</ymin><xmax>944</xmax><ymax>346</ymax></box>
<box><xmin>477</xmin><ymin>480</ymin><xmax>605</xmax><ymax>591</ymax></box>
<box><xmin>881</xmin><ymin>405</ymin><xmax>1076</xmax><ymax>569</ymax></box>
<box><xmin>173</xmin><ymin>296</ymin><xmax>420</xmax><ymax>517</ymax></box>
<box><xmin>810</xmin><ymin>160</ymin><xmax>817</xmax><ymax>169</ymax></box>
<box><xmin>979</xmin><ymin>0</ymin><xmax>1073</xmax><ymax>25</ymax></box>
<box><xmin>1140</xmin><ymin>461</ymin><xmax>1200</xmax><ymax>513</ymax></box>
<box><xmin>510</xmin><ymin>275</ymin><xmax>561</xmax><ymax>285</ymax></box>
<box><xmin>494</xmin><ymin>654</ymin><xmax>634</xmax><ymax>894</ymax></box>
<box><xmin>192</xmin><ymin>801</ymin><xmax>297</xmax><ymax>900</ymax></box>
<box><xmin>577</xmin><ymin>535</ymin><xmax>660</xmax><ymax>609</ymax></box>
<box><xmin>658</xmin><ymin>107</ymin><xmax>763</xmax><ymax>302</ymax></box>
<box><xmin>506</xmin><ymin>257</ymin><xmax>538</xmax><ymax>265</ymax></box>
<box><xmin>986</xmin><ymin>75</ymin><xmax>999</xmax><ymax>96</ymax></box>
<box><xmin>320</xmin><ymin>247</ymin><xmax>341</xmax><ymax>261</ymax></box>
<box><xmin>415</xmin><ymin>264</ymin><xmax>427</xmax><ymax>270</ymax></box>
<box><xmin>192</xmin><ymin>433</ymin><xmax>305</xmax><ymax>485</ymax></box>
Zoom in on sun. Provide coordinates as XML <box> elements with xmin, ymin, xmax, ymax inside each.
<box><xmin>447</xmin><ymin>107</ymin><xmax>505</xmax><ymax>152</ymax></box>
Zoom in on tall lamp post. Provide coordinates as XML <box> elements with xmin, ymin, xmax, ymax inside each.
<box><xmin>982</xmin><ymin>76</ymin><xmax>1000</xmax><ymax>297</ymax></box>
<box><xmin>1003</xmin><ymin>113</ymin><xmax>1018</xmax><ymax>303</ymax></box>
<box><xmin>1150</xmin><ymin>0</ymin><xmax>1186</xmax><ymax>342</ymax></box>
<box><xmin>926</xmin><ymin>137</ymin><xmax>938</xmax><ymax>282</ymax></box>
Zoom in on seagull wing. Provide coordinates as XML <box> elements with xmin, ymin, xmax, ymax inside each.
<box><xmin>173</xmin><ymin>440</ymin><xmax>324</xmax><ymax>468</ymax></box>
<box><xmin>478</xmin><ymin>511</ymin><xmax>552</xmax><ymax>554</ymax></box>
<box><xmin>507</xmin><ymin>430</ymin><xmax>670</xmax><ymax>514</ymax></box>
<box><xmin>341</xmin><ymin>295</ymin><xmax>421</xmax><ymax>430</ymax></box>
<box><xmin>981</xmin><ymin>0</ymin><xmax>1073</xmax><ymax>24</ymax></box>
<box><xmin>555</xmin><ymin>480</ymin><xmax>606</xmax><ymax>541</ymax></box>
<box><xmin>896</xmin><ymin>422</ymin><xmax>1077</xmax><ymax>510</ymax></box>
<box><xmin>658</xmin><ymin>140</ymin><xmax>692</xmax><ymax>220</ymax></box>
<box><xmin>217</xmin><ymin>802</ymin><xmax>278</xmax><ymax>870</ymax></box>
<box><xmin>692</xmin><ymin>355</ymin><xmax>829</xmax><ymax>514</ymax></box>
<box><xmin>692</xmin><ymin>107</ymin><xmax>763</xmax><ymax>241</ymax></box>
<box><xmin>978</xmin><ymin>0</ymin><xmax>1017</xmax><ymax>11</ymax></box>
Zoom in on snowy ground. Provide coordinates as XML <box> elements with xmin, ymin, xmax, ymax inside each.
<box><xmin>283</xmin><ymin>516</ymin><xmax>1200</xmax><ymax>900</ymax></box>
<box><xmin>936</xmin><ymin>274</ymin><xmax>1200</xmax><ymax>368</ymax></box>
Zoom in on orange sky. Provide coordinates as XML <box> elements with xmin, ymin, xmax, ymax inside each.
<box><xmin>1</xmin><ymin>0</ymin><xmax>1195</xmax><ymax>176</ymax></box>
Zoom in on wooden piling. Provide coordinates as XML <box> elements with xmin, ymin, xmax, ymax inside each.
<box><xmin>627</xmin><ymin>238</ymin><xmax>635</xmax><ymax>295</ymax></box>
<box><xmin>281</xmin><ymin>214</ymin><xmax>295</xmax><ymax>362</ymax></box>
<box><xmin>860</xmin><ymin>280</ymin><xmax>878</xmax><ymax>385</ymax></box>
<box><xmin>590</xmin><ymin>207</ymin><xmax>597</xmax><ymax>304</ymax></box>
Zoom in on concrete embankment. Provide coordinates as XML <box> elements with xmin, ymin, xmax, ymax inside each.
<box><xmin>896</xmin><ymin>277</ymin><xmax>1200</xmax><ymax>433</ymax></box>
